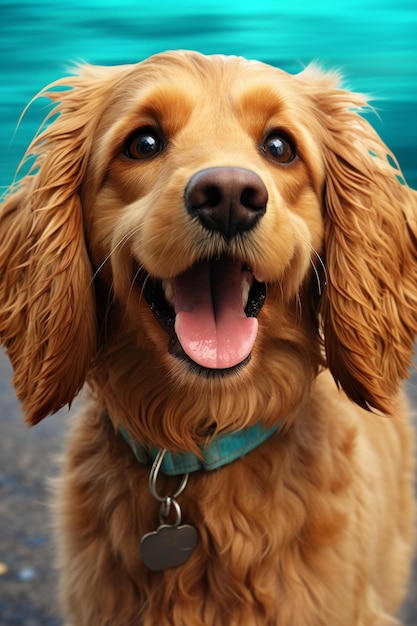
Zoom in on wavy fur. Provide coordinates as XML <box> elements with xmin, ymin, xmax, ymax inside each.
<box><xmin>0</xmin><ymin>51</ymin><xmax>416</xmax><ymax>625</ymax></box>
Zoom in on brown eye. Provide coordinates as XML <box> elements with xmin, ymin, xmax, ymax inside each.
<box><xmin>124</xmin><ymin>129</ymin><xmax>163</xmax><ymax>160</ymax></box>
<box><xmin>263</xmin><ymin>132</ymin><xmax>296</xmax><ymax>163</ymax></box>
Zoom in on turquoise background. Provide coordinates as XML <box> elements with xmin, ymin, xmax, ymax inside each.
<box><xmin>1</xmin><ymin>0</ymin><xmax>416</xmax><ymax>190</ymax></box>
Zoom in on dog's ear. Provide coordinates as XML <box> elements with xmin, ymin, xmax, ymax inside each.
<box><xmin>299</xmin><ymin>65</ymin><xmax>417</xmax><ymax>413</ymax></box>
<box><xmin>0</xmin><ymin>65</ymin><xmax>116</xmax><ymax>424</ymax></box>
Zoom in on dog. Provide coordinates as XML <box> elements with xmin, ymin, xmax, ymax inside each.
<box><xmin>0</xmin><ymin>50</ymin><xmax>416</xmax><ymax>625</ymax></box>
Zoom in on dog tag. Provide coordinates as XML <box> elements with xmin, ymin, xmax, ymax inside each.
<box><xmin>140</xmin><ymin>524</ymin><xmax>198</xmax><ymax>571</ymax></box>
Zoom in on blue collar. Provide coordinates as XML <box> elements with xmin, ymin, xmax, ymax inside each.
<box><xmin>120</xmin><ymin>422</ymin><xmax>279</xmax><ymax>476</ymax></box>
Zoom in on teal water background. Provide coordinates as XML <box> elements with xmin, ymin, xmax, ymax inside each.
<box><xmin>1</xmin><ymin>0</ymin><xmax>416</xmax><ymax>190</ymax></box>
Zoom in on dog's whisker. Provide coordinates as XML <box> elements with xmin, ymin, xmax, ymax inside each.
<box><xmin>91</xmin><ymin>227</ymin><xmax>142</xmax><ymax>285</ymax></box>
<box><xmin>312</xmin><ymin>248</ymin><xmax>327</xmax><ymax>285</ymax></box>
<box><xmin>310</xmin><ymin>259</ymin><xmax>323</xmax><ymax>297</ymax></box>
<box><xmin>309</xmin><ymin>248</ymin><xmax>327</xmax><ymax>297</ymax></box>
<box><xmin>127</xmin><ymin>262</ymin><xmax>145</xmax><ymax>305</ymax></box>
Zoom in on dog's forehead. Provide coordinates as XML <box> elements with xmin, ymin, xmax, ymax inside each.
<box><xmin>113</xmin><ymin>52</ymin><xmax>299</xmax><ymax>127</ymax></box>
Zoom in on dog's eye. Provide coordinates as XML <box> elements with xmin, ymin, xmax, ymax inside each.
<box><xmin>263</xmin><ymin>133</ymin><xmax>296</xmax><ymax>164</ymax></box>
<box><xmin>124</xmin><ymin>129</ymin><xmax>162</xmax><ymax>160</ymax></box>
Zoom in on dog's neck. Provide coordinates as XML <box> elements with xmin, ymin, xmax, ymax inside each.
<box><xmin>119</xmin><ymin>422</ymin><xmax>279</xmax><ymax>476</ymax></box>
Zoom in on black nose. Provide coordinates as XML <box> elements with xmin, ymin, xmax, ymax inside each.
<box><xmin>184</xmin><ymin>167</ymin><xmax>268</xmax><ymax>242</ymax></box>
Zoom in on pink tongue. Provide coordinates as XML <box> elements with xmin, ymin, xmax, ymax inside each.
<box><xmin>173</xmin><ymin>259</ymin><xmax>258</xmax><ymax>369</ymax></box>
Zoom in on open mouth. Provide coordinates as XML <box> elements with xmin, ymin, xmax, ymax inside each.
<box><xmin>138</xmin><ymin>257</ymin><xmax>266</xmax><ymax>374</ymax></box>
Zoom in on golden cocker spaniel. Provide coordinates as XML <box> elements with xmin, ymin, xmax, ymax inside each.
<box><xmin>1</xmin><ymin>50</ymin><xmax>417</xmax><ymax>626</ymax></box>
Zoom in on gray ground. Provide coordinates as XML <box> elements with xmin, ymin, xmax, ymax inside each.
<box><xmin>0</xmin><ymin>349</ymin><xmax>416</xmax><ymax>625</ymax></box>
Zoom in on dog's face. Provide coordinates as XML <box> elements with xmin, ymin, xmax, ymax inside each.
<box><xmin>82</xmin><ymin>52</ymin><xmax>325</xmax><ymax>385</ymax></box>
<box><xmin>1</xmin><ymin>50</ymin><xmax>416</xmax><ymax>427</ymax></box>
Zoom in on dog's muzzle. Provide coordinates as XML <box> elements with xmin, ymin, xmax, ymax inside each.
<box><xmin>138</xmin><ymin>167</ymin><xmax>268</xmax><ymax>374</ymax></box>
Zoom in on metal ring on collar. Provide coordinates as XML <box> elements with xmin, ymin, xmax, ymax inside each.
<box><xmin>159</xmin><ymin>497</ymin><xmax>182</xmax><ymax>527</ymax></box>
<box><xmin>149</xmin><ymin>449</ymin><xmax>189</xmax><ymax>502</ymax></box>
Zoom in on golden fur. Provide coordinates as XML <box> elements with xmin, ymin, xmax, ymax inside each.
<box><xmin>1</xmin><ymin>50</ymin><xmax>417</xmax><ymax>625</ymax></box>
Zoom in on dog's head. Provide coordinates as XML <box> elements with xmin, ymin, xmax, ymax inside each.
<box><xmin>1</xmin><ymin>51</ymin><xmax>416</xmax><ymax>427</ymax></box>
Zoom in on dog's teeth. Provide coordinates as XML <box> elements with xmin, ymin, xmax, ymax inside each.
<box><xmin>242</xmin><ymin>277</ymin><xmax>250</xmax><ymax>309</ymax></box>
<box><xmin>163</xmin><ymin>280</ymin><xmax>174</xmax><ymax>306</ymax></box>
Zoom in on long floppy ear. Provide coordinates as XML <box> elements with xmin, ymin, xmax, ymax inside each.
<box><xmin>299</xmin><ymin>66</ymin><xmax>417</xmax><ymax>414</ymax></box>
<box><xmin>0</xmin><ymin>66</ymin><xmax>115</xmax><ymax>424</ymax></box>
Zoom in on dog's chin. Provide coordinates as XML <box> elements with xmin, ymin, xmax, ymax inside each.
<box><xmin>135</xmin><ymin>257</ymin><xmax>266</xmax><ymax>377</ymax></box>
